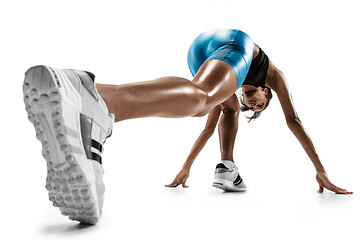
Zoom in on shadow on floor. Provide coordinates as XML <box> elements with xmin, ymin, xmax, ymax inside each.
<box><xmin>42</xmin><ymin>222</ymin><xmax>95</xmax><ymax>235</ymax></box>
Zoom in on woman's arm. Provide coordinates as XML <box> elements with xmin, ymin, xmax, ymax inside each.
<box><xmin>269</xmin><ymin>66</ymin><xmax>352</xmax><ymax>194</ymax></box>
<box><xmin>165</xmin><ymin>105</ymin><xmax>222</xmax><ymax>187</ymax></box>
<box><xmin>270</xmin><ymin>69</ymin><xmax>324</xmax><ymax>171</ymax></box>
<box><xmin>183</xmin><ymin>106</ymin><xmax>222</xmax><ymax>169</ymax></box>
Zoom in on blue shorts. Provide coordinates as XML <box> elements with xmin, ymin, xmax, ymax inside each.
<box><xmin>187</xmin><ymin>29</ymin><xmax>254</xmax><ymax>89</ymax></box>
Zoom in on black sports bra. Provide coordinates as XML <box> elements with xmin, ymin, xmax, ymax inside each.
<box><xmin>242</xmin><ymin>47</ymin><xmax>269</xmax><ymax>87</ymax></box>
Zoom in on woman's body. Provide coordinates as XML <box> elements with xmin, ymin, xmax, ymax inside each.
<box><xmin>165</xmin><ymin>42</ymin><xmax>336</xmax><ymax>192</ymax></box>
<box><xmin>96</xmin><ymin>29</ymin><xmax>350</xmax><ymax>194</ymax></box>
<box><xmin>23</xmin><ymin>28</ymin><xmax>351</xmax><ymax>225</ymax></box>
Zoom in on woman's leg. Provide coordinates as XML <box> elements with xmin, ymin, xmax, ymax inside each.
<box><xmin>97</xmin><ymin>60</ymin><xmax>237</xmax><ymax>122</ymax></box>
<box><xmin>218</xmin><ymin>94</ymin><xmax>240</xmax><ymax>162</ymax></box>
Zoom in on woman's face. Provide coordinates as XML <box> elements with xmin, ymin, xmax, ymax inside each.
<box><xmin>242</xmin><ymin>87</ymin><xmax>269</xmax><ymax>112</ymax></box>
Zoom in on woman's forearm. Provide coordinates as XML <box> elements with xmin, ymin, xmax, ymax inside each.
<box><xmin>287</xmin><ymin>119</ymin><xmax>325</xmax><ymax>172</ymax></box>
<box><xmin>183</xmin><ymin>129</ymin><xmax>214</xmax><ymax>169</ymax></box>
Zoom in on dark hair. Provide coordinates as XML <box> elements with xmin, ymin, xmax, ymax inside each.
<box><xmin>239</xmin><ymin>86</ymin><xmax>273</xmax><ymax>122</ymax></box>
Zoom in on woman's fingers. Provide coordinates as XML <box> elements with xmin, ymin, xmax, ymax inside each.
<box><xmin>182</xmin><ymin>182</ymin><xmax>189</xmax><ymax>188</ymax></box>
<box><xmin>165</xmin><ymin>179</ymin><xmax>189</xmax><ymax>188</ymax></box>
<box><xmin>316</xmin><ymin>172</ymin><xmax>353</xmax><ymax>194</ymax></box>
<box><xmin>333</xmin><ymin>186</ymin><xmax>353</xmax><ymax>194</ymax></box>
<box><xmin>165</xmin><ymin>168</ymin><xmax>190</xmax><ymax>188</ymax></box>
<box><xmin>316</xmin><ymin>180</ymin><xmax>353</xmax><ymax>194</ymax></box>
<box><xmin>165</xmin><ymin>180</ymin><xmax>178</xmax><ymax>187</ymax></box>
<box><xmin>327</xmin><ymin>183</ymin><xmax>351</xmax><ymax>194</ymax></box>
<box><xmin>318</xmin><ymin>184</ymin><xmax>353</xmax><ymax>194</ymax></box>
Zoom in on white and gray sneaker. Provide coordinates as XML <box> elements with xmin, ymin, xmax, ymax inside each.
<box><xmin>212</xmin><ymin>160</ymin><xmax>247</xmax><ymax>192</ymax></box>
<box><xmin>23</xmin><ymin>65</ymin><xmax>114</xmax><ymax>224</ymax></box>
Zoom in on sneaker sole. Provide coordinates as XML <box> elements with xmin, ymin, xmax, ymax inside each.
<box><xmin>212</xmin><ymin>179</ymin><xmax>246</xmax><ymax>192</ymax></box>
<box><xmin>23</xmin><ymin>65</ymin><xmax>102</xmax><ymax>224</ymax></box>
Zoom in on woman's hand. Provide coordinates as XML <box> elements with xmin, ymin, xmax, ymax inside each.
<box><xmin>316</xmin><ymin>170</ymin><xmax>353</xmax><ymax>194</ymax></box>
<box><xmin>165</xmin><ymin>167</ymin><xmax>190</xmax><ymax>188</ymax></box>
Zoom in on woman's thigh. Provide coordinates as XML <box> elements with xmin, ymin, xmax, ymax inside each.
<box><xmin>191</xmin><ymin>59</ymin><xmax>237</xmax><ymax>116</ymax></box>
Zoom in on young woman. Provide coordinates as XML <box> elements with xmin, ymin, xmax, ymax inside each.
<box><xmin>23</xmin><ymin>29</ymin><xmax>352</xmax><ymax>225</ymax></box>
<box><xmin>164</xmin><ymin>30</ymin><xmax>352</xmax><ymax>194</ymax></box>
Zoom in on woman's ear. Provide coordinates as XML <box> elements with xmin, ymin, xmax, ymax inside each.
<box><xmin>262</xmin><ymin>87</ymin><xmax>269</xmax><ymax>94</ymax></box>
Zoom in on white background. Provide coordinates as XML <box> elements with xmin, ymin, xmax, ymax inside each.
<box><xmin>1</xmin><ymin>0</ymin><xmax>359</xmax><ymax>239</ymax></box>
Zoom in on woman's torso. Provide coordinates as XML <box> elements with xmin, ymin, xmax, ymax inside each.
<box><xmin>242</xmin><ymin>44</ymin><xmax>270</xmax><ymax>88</ymax></box>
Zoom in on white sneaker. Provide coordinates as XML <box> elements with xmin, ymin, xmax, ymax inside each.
<box><xmin>212</xmin><ymin>160</ymin><xmax>247</xmax><ymax>192</ymax></box>
<box><xmin>23</xmin><ymin>65</ymin><xmax>114</xmax><ymax>224</ymax></box>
